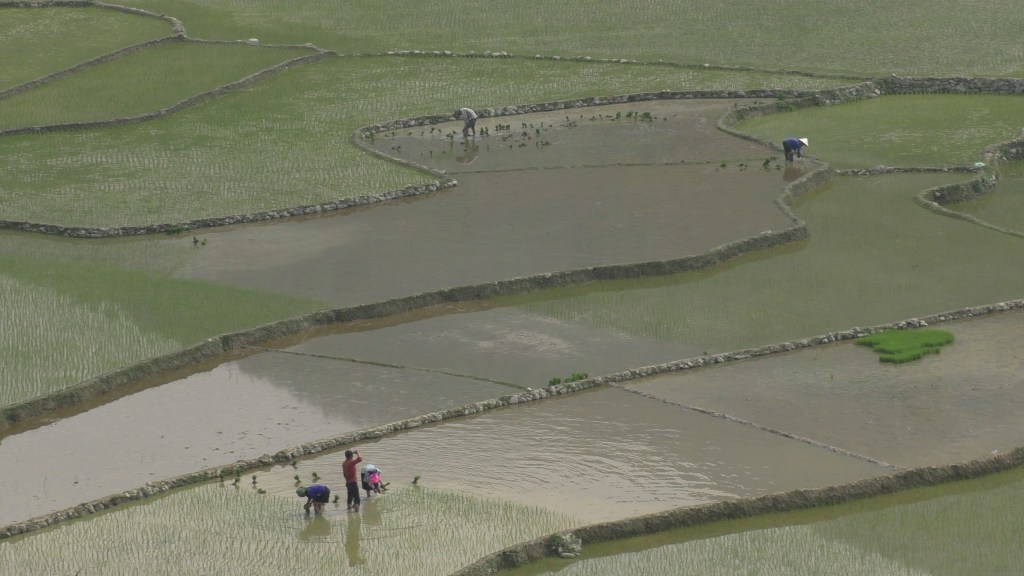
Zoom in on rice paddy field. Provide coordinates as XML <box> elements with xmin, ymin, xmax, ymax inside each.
<box><xmin>0</xmin><ymin>5</ymin><xmax>171</xmax><ymax>88</ymax></box>
<box><xmin>734</xmin><ymin>94</ymin><xmax>1024</xmax><ymax>169</ymax></box>
<box><xmin>506</xmin><ymin>466</ymin><xmax>1024</xmax><ymax>576</ymax></box>
<box><xmin>0</xmin><ymin>56</ymin><xmax>844</xmax><ymax>228</ymax></box>
<box><xmin>0</xmin><ymin>484</ymin><xmax>580</xmax><ymax>576</ymax></box>
<box><xmin>2</xmin><ymin>1</ymin><xmax>1024</xmax><ymax>575</ymax></box>
<box><xmin>952</xmin><ymin>160</ymin><xmax>1024</xmax><ymax>234</ymax></box>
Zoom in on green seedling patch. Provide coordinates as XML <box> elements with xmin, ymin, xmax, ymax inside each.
<box><xmin>856</xmin><ymin>328</ymin><xmax>954</xmax><ymax>364</ymax></box>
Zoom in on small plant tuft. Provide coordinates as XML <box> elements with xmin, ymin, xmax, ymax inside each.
<box><xmin>856</xmin><ymin>328</ymin><xmax>954</xmax><ymax>363</ymax></box>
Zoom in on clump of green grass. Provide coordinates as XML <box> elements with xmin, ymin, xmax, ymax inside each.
<box><xmin>856</xmin><ymin>328</ymin><xmax>954</xmax><ymax>363</ymax></box>
<box><xmin>548</xmin><ymin>372</ymin><xmax>589</xmax><ymax>386</ymax></box>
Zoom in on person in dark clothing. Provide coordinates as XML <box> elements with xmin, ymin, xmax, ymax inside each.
<box><xmin>343</xmin><ymin>449</ymin><xmax>363</xmax><ymax>512</ymax></box>
<box><xmin>296</xmin><ymin>484</ymin><xmax>330</xmax><ymax>514</ymax></box>
<box><xmin>783</xmin><ymin>137</ymin><xmax>809</xmax><ymax>162</ymax></box>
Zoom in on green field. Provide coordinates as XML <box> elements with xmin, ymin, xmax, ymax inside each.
<box><xmin>0</xmin><ymin>5</ymin><xmax>171</xmax><ymax>89</ymax></box>
<box><xmin>735</xmin><ymin>94</ymin><xmax>1024</xmax><ymax>169</ymax></box>
<box><xmin>0</xmin><ymin>484</ymin><xmax>579</xmax><ymax>576</ymax></box>
<box><xmin>0</xmin><ymin>41</ymin><xmax>313</xmax><ymax>130</ymax></box>
<box><xmin>119</xmin><ymin>0</ymin><xmax>1024</xmax><ymax>77</ymax></box>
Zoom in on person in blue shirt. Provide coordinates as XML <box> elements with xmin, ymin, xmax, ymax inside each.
<box><xmin>297</xmin><ymin>484</ymin><xmax>331</xmax><ymax>514</ymax></box>
<box><xmin>783</xmin><ymin>137</ymin><xmax>809</xmax><ymax>162</ymax></box>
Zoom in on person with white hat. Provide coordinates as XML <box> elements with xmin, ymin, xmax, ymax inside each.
<box><xmin>782</xmin><ymin>137</ymin><xmax>809</xmax><ymax>162</ymax></box>
<box><xmin>456</xmin><ymin>107</ymin><xmax>478</xmax><ymax>138</ymax></box>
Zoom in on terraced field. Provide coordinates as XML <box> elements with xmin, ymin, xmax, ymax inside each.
<box><xmin>2</xmin><ymin>2</ymin><xmax>1023</xmax><ymax>575</ymax></box>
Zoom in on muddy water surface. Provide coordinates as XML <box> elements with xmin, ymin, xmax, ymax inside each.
<box><xmin>630</xmin><ymin>310</ymin><xmax>1024</xmax><ymax>468</ymax></box>
<box><xmin>252</xmin><ymin>387</ymin><xmax>887</xmax><ymax>524</ymax></box>
<box><xmin>383</xmin><ymin>100</ymin><xmax>775</xmax><ymax>173</ymax></box>
<box><xmin>0</xmin><ymin>350</ymin><xmax>517</xmax><ymax>526</ymax></box>
<box><xmin>173</xmin><ymin>100</ymin><xmax>792</xmax><ymax>307</ymax></box>
<box><xmin>283</xmin><ymin>306</ymin><xmax>696</xmax><ymax>387</ymax></box>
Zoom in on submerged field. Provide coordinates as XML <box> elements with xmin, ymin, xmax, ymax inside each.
<box><xmin>507</xmin><ymin>467</ymin><xmax>1024</xmax><ymax>576</ymax></box>
<box><xmin>2</xmin><ymin>1</ymin><xmax>1024</xmax><ymax>575</ymax></box>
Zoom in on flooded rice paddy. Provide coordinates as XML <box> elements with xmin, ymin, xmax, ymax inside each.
<box><xmin>173</xmin><ymin>101</ymin><xmax>792</xmax><ymax>307</ymax></box>
<box><xmin>953</xmin><ymin>160</ymin><xmax>1024</xmax><ymax>235</ymax></box>
<box><xmin>507</xmin><ymin>466</ymin><xmax>1024</xmax><ymax>576</ymax></box>
<box><xmin>3</xmin><ymin>99</ymin><xmax>1024</xmax><ymax>574</ymax></box>
<box><xmin>629</xmin><ymin>309</ymin><xmax>1024</xmax><ymax>469</ymax></box>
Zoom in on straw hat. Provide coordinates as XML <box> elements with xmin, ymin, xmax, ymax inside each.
<box><xmin>799</xmin><ymin>138</ymin><xmax>809</xmax><ymax>146</ymax></box>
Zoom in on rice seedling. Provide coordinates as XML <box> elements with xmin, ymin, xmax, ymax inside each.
<box><xmin>0</xmin><ymin>275</ymin><xmax>178</xmax><ymax>408</ymax></box>
<box><xmin>0</xmin><ymin>6</ymin><xmax>170</xmax><ymax>89</ymax></box>
<box><xmin>0</xmin><ymin>42</ymin><xmax>312</xmax><ymax>130</ymax></box>
<box><xmin>734</xmin><ymin>94</ymin><xmax>1024</xmax><ymax>169</ymax></box>
<box><xmin>0</xmin><ymin>483</ymin><xmax>579</xmax><ymax>576</ymax></box>
<box><xmin>123</xmin><ymin>0</ymin><xmax>1024</xmax><ymax>77</ymax></box>
<box><xmin>0</xmin><ymin>56</ymin><xmax>845</xmax><ymax>228</ymax></box>
<box><xmin>855</xmin><ymin>329</ymin><xmax>954</xmax><ymax>364</ymax></box>
<box><xmin>0</xmin><ymin>245</ymin><xmax>324</xmax><ymax>409</ymax></box>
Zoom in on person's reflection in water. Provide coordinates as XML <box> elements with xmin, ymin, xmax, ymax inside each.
<box><xmin>345</xmin><ymin>511</ymin><xmax>366</xmax><ymax>566</ymax></box>
<box><xmin>298</xmin><ymin>514</ymin><xmax>331</xmax><ymax>542</ymax></box>
<box><xmin>362</xmin><ymin>498</ymin><xmax>383</xmax><ymax>529</ymax></box>
<box><xmin>456</xmin><ymin>140</ymin><xmax>479</xmax><ymax>164</ymax></box>
<box><xmin>783</xmin><ymin>164</ymin><xmax>804</xmax><ymax>182</ymax></box>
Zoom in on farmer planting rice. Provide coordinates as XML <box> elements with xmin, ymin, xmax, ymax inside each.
<box><xmin>457</xmin><ymin>107</ymin><xmax>478</xmax><ymax>137</ymax></box>
<box><xmin>783</xmin><ymin>137</ymin><xmax>809</xmax><ymax>162</ymax></box>
<box><xmin>296</xmin><ymin>484</ymin><xmax>330</xmax><ymax>515</ymax></box>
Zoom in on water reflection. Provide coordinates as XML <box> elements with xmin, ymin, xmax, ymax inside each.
<box><xmin>782</xmin><ymin>164</ymin><xmax>804</xmax><ymax>182</ymax></box>
<box><xmin>345</xmin><ymin>513</ymin><xmax>366</xmax><ymax>566</ymax></box>
<box><xmin>363</xmin><ymin>499</ymin><xmax>384</xmax><ymax>528</ymax></box>
<box><xmin>298</xmin><ymin>514</ymin><xmax>332</xmax><ymax>542</ymax></box>
<box><xmin>456</xmin><ymin>140</ymin><xmax>478</xmax><ymax>164</ymax></box>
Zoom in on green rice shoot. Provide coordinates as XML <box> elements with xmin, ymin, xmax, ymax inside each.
<box><xmin>855</xmin><ymin>328</ymin><xmax>954</xmax><ymax>364</ymax></box>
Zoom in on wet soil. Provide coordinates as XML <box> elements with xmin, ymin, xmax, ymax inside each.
<box><xmin>629</xmin><ymin>310</ymin><xmax>1024</xmax><ymax>469</ymax></box>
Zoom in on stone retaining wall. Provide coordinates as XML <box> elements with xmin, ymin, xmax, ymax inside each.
<box><xmin>3</xmin><ymin>298</ymin><xmax>1023</xmax><ymax>540</ymax></box>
